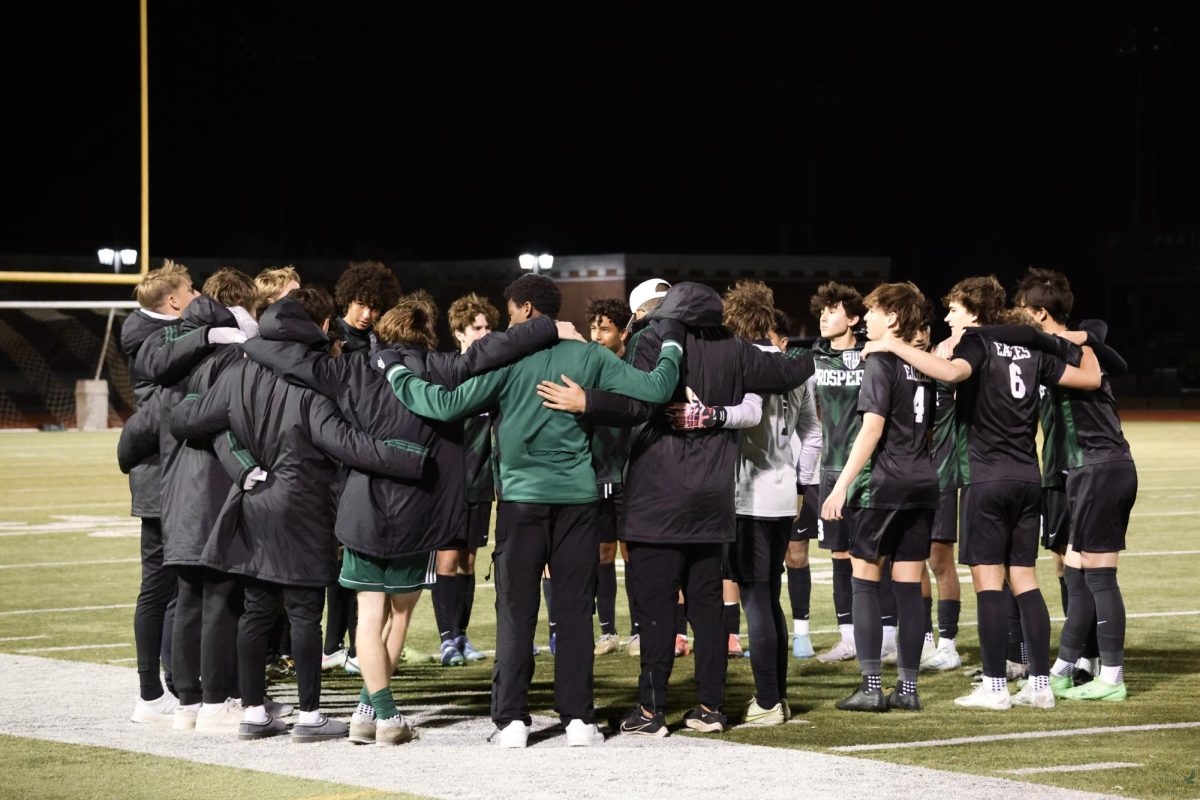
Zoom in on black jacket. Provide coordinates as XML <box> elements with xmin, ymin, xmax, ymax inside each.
<box><xmin>171</xmin><ymin>297</ymin><xmax>429</xmax><ymax>587</ymax></box>
<box><xmin>117</xmin><ymin>310</ymin><xmax>178</xmax><ymax>518</ymax></box>
<box><xmin>581</xmin><ymin>282</ymin><xmax>815</xmax><ymax>544</ymax></box>
<box><xmin>241</xmin><ymin>314</ymin><xmax>557</xmax><ymax>558</ymax></box>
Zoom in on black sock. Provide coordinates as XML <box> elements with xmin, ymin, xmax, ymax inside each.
<box><xmin>1015</xmin><ymin>588</ymin><xmax>1051</xmax><ymax>676</ymax></box>
<box><xmin>786</xmin><ymin>566</ymin><xmax>811</xmax><ymax>622</ymax></box>
<box><xmin>892</xmin><ymin>580</ymin><xmax>924</xmax><ymax>683</ymax></box>
<box><xmin>674</xmin><ymin>601</ymin><xmax>687</xmax><ymax>637</ymax></box>
<box><xmin>433</xmin><ymin>574</ymin><xmax>458</xmax><ymax>642</ymax></box>
<box><xmin>724</xmin><ymin>602</ymin><xmax>741</xmax><ymax>637</ymax></box>
<box><xmin>542</xmin><ymin>577</ymin><xmax>555</xmax><ymax>636</ymax></box>
<box><xmin>1085</xmin><ymin>567</ymin><xmax>1125</xmax><ymax>668</ymax></box>
<box><xmin>976</xmin><ymin>590</ymin><xmax>1008</xmax><ymax>679</ymax></box>
<box><xmin>878</xmin><ymin>567</ymin><xmax>897</xmax><ymax>629</ymax></box>
<box><xmin>457</xmin><ymin>573</ymin><xmax>476</xmax><ymax>635</ymax></box>
<box><xmin>1004</xmin><ymin>585</ymin><xmax>1025</xmax><ymax>663</ymax></box>
<box><xmin>1058</xmin><ymin>574</ymin><xmax>1070</xmax><ymax>617</ymax></box>
<box><xmin>1058</xmin><ymin>565</ymin><xmax>1092</xmax><ymax>664</ymax></box>
<box><xmin>923</xmin><ymin>595</ymin><xmax>933</xmax><ymax>635</ymax></box>
<box><xmin>937</xmin><ymin>599</ymin><xmax>961</xmax><ymax>641</ymax></box>
<box><xmin>597</xmin><ymin>562</ymin><xmax>617</xmax><ymax>636</ymax></box>
<box><xmin>851</xmin><ymin>577</ymin><xmax>882</xmax><ymax>674</ymax></box>
<box><xmin>833</xmin><ymin>559</ymin><xmax>853</xmax><ymax>626</ymax></box>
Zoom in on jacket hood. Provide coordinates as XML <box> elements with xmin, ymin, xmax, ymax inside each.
<box><xmin>180</xmin><ymin>296</ymin><xmax>237</xmax><ymax>333</ymax></box>
<box><xmin>648</xmin><ymin>281</ymin><xmax>724</xmax><ymax>328</ymax></box>
<box><xmin>119</xmin><ymin>309</ymin><xmax>176</xmax><ymax>358</ymax></box>
<box><xmin>259</xmin><ymin>296</ymin><xmax>333</xmax><ymax>349</ymax></box>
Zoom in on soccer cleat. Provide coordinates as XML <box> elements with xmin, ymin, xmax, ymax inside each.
<box><xmin>880</xmin><ymin>642</ymin><xmax>898</xmax><ymax>665</ymax></box>
<box><xmin>459</xmin><ymin>636</ymin><xmax>487</xmax><ymax>662</ymax></box>
<box><xmin>1011</xmin><ymin>682</ymin><xmax>1056</xmax><ymax>709</ymax></box>
<box><xmin>290</xmin><ymin>715</ymin><xmax>348</xmax><ymax>743</ymax></box>
<box><xmin>490</xmin><ymin>720</ymin><xmax>530</xmax><ymax>748</ymax></box>
<box><xmin>792</xmin><ymin>633</ymin><xmax>815</xmax><ymax>659</ymax></box>
<box><xmin>320</xmin><ymin>649</ymin><xmax>347</xmax><ymax>671</ymax></box>
<box><xmin>816</xmin><ymin>640</ymin><xmax>856</xmax><ymax>663</ymax></box>
<box><xmin>674</xmin><ymin>635</ymin><xmax>691</xmax><ymax>658</ymax></box>
<box><xmin>1059</xmin><ymin>678</ymin><xmax>1127</xmax><ymax>702</ymax></box>
<box><xmin>683</xmin><ymin>706</ymin><xmax>729</xmax><ymax>733</ymax></box>
<box><xmin>263</xmin><ymin>697</ymin><xmax>294</xmax><ymax>719</ymax></box>
<box><xmin>744</xmin><ymin>697</ymin><xmax>787</xmax><ymax>725</ymax></box>
<box><xmin>1050</xmin><ymin>674</ymin><xmax>1074</xmax><ymax>697</ymax></box>
<box><xmin>886</xmin><ymin>689</ymin><xmax>922</xmax><ymax>711</ymax></box>
<box><xmin>1072</xmin><ymin>667</ymin><xmax>1095</xmax><ymax>686</ymax></box>
<box><xmin>920</xmin><ymin>640</ymin><xmax>962</xmax><ymax>672</ymax></box>
<box><xmin>131</xmin><ymin>692</ymin><xmax>178</xmax><ymax>724</ymax></box>
<box><xmin>195</xmin><ymin>698</ymin><xmax>244</xmax><ymax>734</ymax></box>
<box><xmin>564</xmin><ymin>718</ymin><xmax>605</xmax><ymax>746</ymax></box>
<box><xmin>173</xmin><ymin>704</ymin><xmax>199</xmax><ymax>731</ymax></box>
<box><xmin>954</xmin><ymin>683</ymin><xmax>1012</xmax><ymax>710</ymax></box>
<box><xmin>727</xmin><ymin>633</ymin><xmax>744</xmax><ymax>658</ymax></box>
<box><xmin>375</xmin><ymin>715</ymin><xmax>416</xmax><ymax>745</ymax></box>
<box><xmin>619</xmin><ymin>707</ymin><xmax>668</xmax><ymax>737</ymax></box>
<box><xmin>265</xmin><ymin>656</ymin><xmax>295</xmax><ymax>680</ymax></box>
<box><xmin>349</xmin><ymin>712</ymin><xmax>376</xmax><ymax>744</ymax></box>
<box><xmin>1006</xmin><ymin>660</ymin><xmax>1029</xmax><ymax>681</ymax></box>
<box><xmin>440</xmin><ymin>640</ymin><xmax>465</xmax><ymax>667</ymax></box>
<box><xmin>594</xmin><ymin>633</ymin><xmax>621</xmax><ymax>656</ymax></box>
<box><xmin>835</xmin><ymin>688</ymin><xmax>888</xmax><ymax>713</ymax></box>
<box><xmin>344</xmin><ymin>654</ymin><xmax>361</xmax><ymax>674</ymax></box>
<box><xmin>238</xmin><ymin>716</ymin><xmax>288</xmax><ymax>740</ymax></box>
<box><xmin>627</xmin><ymin>634</ymin><xmax>641</xmax><ymax>658</ymax></box>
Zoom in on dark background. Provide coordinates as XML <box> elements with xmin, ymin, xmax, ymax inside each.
<box><xmin>4</xmin><ymin>6</ymin><xmax>1198</xmax><ymax>330</ymax></box>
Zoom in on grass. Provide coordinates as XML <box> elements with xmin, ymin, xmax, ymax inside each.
<box><xmin>1</xmin><ymin>423</ymin><xmax>1198</xmax><ymax>799</ymax></box>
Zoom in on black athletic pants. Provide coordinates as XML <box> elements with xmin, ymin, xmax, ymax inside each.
<box><xmin>134</xmin><ymin>517</ymin><xmax>177</xmax><ymax>701</ymax></box>
<box><xmin>627</xmin><ymin>541</ymin><xmax>726</xmax><ymax>713</ymax></box>
<box><xmin>239</xmin><ymin>579</ymin><xmax>324</xmax><ymax>712</ymax></box>
<box><xmin>173</xmin><ymin>565</ymin><xmax>241</xmax><ymax>705</ymax></box>
<box><xmin>491</xmin><ymin>501</ymin><xmax>597</xmax><ymax>726</ymax></box>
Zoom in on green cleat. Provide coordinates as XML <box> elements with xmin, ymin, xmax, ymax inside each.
<box><xmin>1050</xmin><ymin>674</ymin><xmax>1073</xmax><ymax>698</ymax></box>
<box><xmin>1060</xmin><ymin>677</ymin><xmax>1127</xmax><ymax>702</ymax></box>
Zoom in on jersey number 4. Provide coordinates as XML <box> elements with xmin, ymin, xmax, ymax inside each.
<box><xmin>913</xmin><ymin>386</ymin><xmax>926</xmax><ymax>423</ymax></box>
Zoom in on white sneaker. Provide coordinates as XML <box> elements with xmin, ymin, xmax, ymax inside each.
<box><xmin>195</xmin><ymin>698</ymin><xmax>244</xmax><ymax>734</ymax></box>
<box><xmin>375</xmin><ymin>715</ymin><xmax>416</xmax><ymax>746</ymax></box>
<box><xmin>321</xmin><ymin>649</ymin><xmax>347</xmax><ymax>671</ymax></box>
<box><xmin>131</xmin><ymin>693</ymin><xmax>178</xmax><ymax>724</ymax></box>
<box><xmin>744</xmin><ymin>698</ymin><xmax>786</xmax><ymax>726</ymax></box>
<box><xmin>490</xmin><ymin>720</ymin><xmax>530</xmax><ymax>748</ymax></box>
<box><xmin>880</xmin><ymin>642</ymin><xmax>898</xmax><ymax>665</ymax></box>
<box><xmin>594</xmin><ymin>633</ymin><xmax>621</xmax><ymax>656</ymax></box>
<box><xmin>954</xmin><ymin>683</ymin><xmax>1012</xmax><ymax>710</ymax></box>
<box><xmin>349</xmin><ymin>711</ymin><xmax>376</xmax><ymax>744</ymax></box>
<box><xmin>921</xmin><ymin>640</ymin><xmax>962</xmax><ymax>672</ymax></box>
<box><xmin>1012</xmin><ymin>681</ymin><xmax>1056</xmax><ymax>709</ymax></box>
<box><xmin>565</xmin><ymin>718</ymin><xmax>604</xmax><ymax>746</ymax></box>
<box><xmin>816</xmin><ymin>640</ymin><xmax>857</xmax><ymax>663</ymax></box>
<box><xmin>173</xmin><ymin>704</ymin><xmax>199</xmax><ymax>731</ymax></box>
<box><xmin>627</xmin><ymin>634</ymin><xmax>641</xmax><ymax>658</ymax></box>
<box><xmin>918</xmin><ymin>637</ymin><xmax>936</xmax><ymax>664</ymax></box>
<box><xmin>344</xmin><ymin>654</ymin><xmax>361</xmax><ymax>675</ymax></box>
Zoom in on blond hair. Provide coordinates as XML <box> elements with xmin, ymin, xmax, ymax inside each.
<box><xmin>133</xmin><ymin>260</ymin><xmax>192</xmax><ymax>310</ymax></box>
<box><xmin>254</xmin><ymin>266</ymin><xmax>301</xmax><ymax>313</ymax></box>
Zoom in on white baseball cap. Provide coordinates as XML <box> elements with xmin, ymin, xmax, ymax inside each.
<box><xmin>629</xmin><ymin>278</ymin><xmax>672</xmax><ymax>314</ymax></box>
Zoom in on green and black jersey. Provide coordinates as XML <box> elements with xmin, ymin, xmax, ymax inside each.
<box><xmin>812</xmin><ymin>337</ymin><xmax>866</xmax><ymax>500</ymax></box>
<box><xmin>1050</xmin><ymin>377</ymin><xmax>1132</xmax><ymax>469</ymax></box>
<box><xmin>931</xmin><ymin>377</ymin><xmax>958</xmax><ymax>491</ymax></box>
<box><xmin>590</xmin><ymin>422</ymin><xmax>629</xmax><ymax>486</ymax></box>
<box><xmin>1037</xmin><ymin>384</ymin><xmax>1070</xmax><ymax>488</ymax></box>
<box><xmin>462</xmin><ymin>411</ymin><xmax>495</xmax><ymax>503</ymax></box>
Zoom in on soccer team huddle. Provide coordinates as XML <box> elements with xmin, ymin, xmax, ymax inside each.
<box><xmin>120</xmin><ymin>258</ymin><xmax>1136</xmax><ymax>747</ymax></box>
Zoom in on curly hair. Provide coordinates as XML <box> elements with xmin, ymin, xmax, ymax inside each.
<box><xmin>863</xmin><ymin>281</ymin><xmax>931</xmax><ymax>343</ymax></box>
<box><xmin>723</xmin><ymin>280</ymin><xmax>776</xmax><ymax>340</ymax></box>
<box><xmin>586</xmin><ymin>297</ymin><xmax>632</xmax><ymax>329</ymax></box>
<box><xmin>375</xmin><ymin>291</ymin><xmax>439</xmax><ymax>351</ymax></box>
<box><xmin>133</xmin><ymin>260</ymin><xmax>192</xmax><ymax>310</ymax></box>
<box><xmin>202</xmin><ymin>268</ymin><xmax>257</xmax><ymax>312</ymax></box>
<box><xmin>333</xmin><ymin>261</ymin><xmax>401</xmax><ymax>314</ymax></box>
<box><xmin>809</xmin><ymin>281</ymin><xmax>866</xmax><ymax>321</ymax></box>
<box><xmin>1014</xmin><ymin>266</ymin><xmax>1073</xmax><ymax>324</ymax></box>
<box><xmin>504</xmin><ymin>274</ymin><xmax>561</xmax><ymax>318</ymax></box>
<box><xmin>287</xmin><ymin>286</ymin><xmax>336</xmax><ymax>328</ymax></box>
<box><xmin>447</xmin><ymin>292</ymin><xmax>500</xmax><ymax>334</ymax></box>
<box><xmin>943</xmin><ymin>275</ymin><xmax>1005</xmax><ymax>325</ymax></box>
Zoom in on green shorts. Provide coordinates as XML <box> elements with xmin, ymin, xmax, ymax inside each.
<box><xmin>339</xmin><ymin>548</ymin><xmax>435</xmax><ymax>594</ymax></box>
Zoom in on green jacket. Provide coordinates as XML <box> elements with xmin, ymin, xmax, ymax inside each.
<box><xmin>386</xmin><ymin>336</ymin><xmax>682</xmax><ymax>504</ymax></box>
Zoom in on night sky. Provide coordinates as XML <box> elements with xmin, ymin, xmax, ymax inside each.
<box><xmin>5</xmin><ymin>5</ymin><xmax>1200</xmax><ymax>301</ymax></box>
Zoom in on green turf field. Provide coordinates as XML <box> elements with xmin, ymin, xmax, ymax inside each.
<box><xmin>1</xmin><ymin>424</ymin><xmax>1198</xmax><ymax>799</ymax></box>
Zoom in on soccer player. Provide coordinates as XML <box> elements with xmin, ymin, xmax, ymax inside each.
<box><xmin>333</xmin><ymin>260</ymin><xmax>401</xmax><ymax>355</ymax></box>
<box><xmin>376</xmin><ymin>274</ymin><xmax>684</xmax><ymax>748</ymax></box>
<box><xmin>862</xmin><ymin>275</ymin><xmax>1101</xmax><ymax>710</ymax></box>
<box><xmin>253</xmin><ymin>265</ymin><xmax>301</xmax><ymax>316</ymax></box>
<box><xmin>821</xmin><ymin>282</ymin><xmax>938</xmax><ymax>712</ymax></box>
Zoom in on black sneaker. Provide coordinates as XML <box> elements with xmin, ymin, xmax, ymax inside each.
<box><xmin>835</xmin><ymin>687</ymin><xmax>888</xmax><ymax>713</ymax></box>
<box><xmin>619</xmin><ymin>707</ymin><xmax>668</xmax><ymax>737</ymax></box>
<box><xmin>886</xmin><ymin>688</ymin><xmax>922</xmax><ymax>711</ymax></box>
<box><xmin>683</xmin><ymin>706</ymin><xmax>728</xmax><ymax>733</ymax></box>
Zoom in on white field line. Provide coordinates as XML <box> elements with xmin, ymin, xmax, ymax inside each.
<box><xmin>0</xmin><ymin>558</ymin><xmax>139</xmax><ymax>570</ymax></box>
<box><xmin>16</xmin><ymin>643</ymin><xmax>129</xmax><ymax>653</ymax></box>
<box><xmin>829</xmin><ymin>722</ymin><xmax>1200</xmax><ymax>752</ymax></box>
<box><xmin>2</xmin><ymin>502</ymin><xmax>129</xmax><ymax>512</ymax></box>
<box><xmin>0</xmin><ymin>635</ymin><xmax>49</xmax><ymax>642</ymax></box>
<box><xmin>0</xmin><ymin>603</ymin><xmax>134</xmax><ymax>616</ymax></box>
<box><xmin>1000</xmin><ymin>763</ymin><xmax>1142</xmax><ymax>776</ymax></box>
<box><xmin>1131</xmin><ymin>510</ymin><xmax>1199</xmax><ymax>518</ymax></box>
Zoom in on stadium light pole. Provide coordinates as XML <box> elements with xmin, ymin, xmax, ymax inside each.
<box><xmin>92</xmin><ymin>248</ymin><xmax>136</xmax><ymax>382</ymax></box>
<box><xmin>519</xmin><ymin>253</ymin><xmax>554</xmax><ymax>275</ymax></box>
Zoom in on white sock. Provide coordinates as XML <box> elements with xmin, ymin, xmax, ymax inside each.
<box><xmin>1030</xmin><ymin>674</ymin><xmax>1049</xmax><ymax>691</ymax></box>
<box><xmin>1051</xmin><ymin>658</ymin><xmax>1075</xmax><ymax>676</ymax></box>
<box><xmin>924</xmin><ymin>631</ymin><xmax>935</xmax><ymax>644</ymax></box>
<box><xmin>839</xmin><ymin>624</ymin><xmax>854</xmax><ymax>643</ymax></box>
<box><xmin>940</xmin><ymin>637</ymin><xmax>956</xmax><ymax>650</ymax></box>
<box><xmin>242</xmin><ymin>705</ymin><xmax>268</xmax><ymax>724</ymax></box>
<box><xmin>179</xmin><ymin>702</ymin><xmax>200</xmax><ymax>713</ymax></box>
<box><xmin>882</xmin><ymin>625</ymin><xmax>897</xmax><ymax>648</ymax></box>
<box><xmin>988</xmin><ymin>676</ymin><xmax>1008</xmax><ymax>693</ymax></box>
<box><xmin>1100</xmin><ymin>664</ymin><xmax>1124</xmax><ymax>684</ymax></box>
<box><xmin>299</xmin><ymin>710</ymin><xmax>322</xmax><ymax>725</ymax></box>
<box><xmin>200</xmin><ymin>702</ymin><xmax>224</xmax><ymax>713</ymax></box>
<box><xmin>794</xmin><ymin>619</ymin><xmax>810</xmax><ymax>637</ymax></box>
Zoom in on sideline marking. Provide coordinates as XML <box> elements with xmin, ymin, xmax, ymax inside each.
<box><xmin>1000</xmin><ymin>762</ymin><xmax>1142</xmax><ymax>776</ymax></box>
<box><xmin>0</xmin><ymin>635</ymin><xmax>49</xmax><ymax>642</ymax></box>
<box><xmin>0</xmin><ymin>558</ymin><xmax>139</xmax><ymax>570</ymax></box>
<box><xmin>829</xmin><ymin>721</ymin><xmax>1200</xmax><ymax>752</ymax></box>
<box><xmin>16</xmin><ymin>643</ymin><xmax>129</xmax><ymax>653</ymax></box>
<box><xmin>0</xmin><ymin>603</ymin><xmax>135</xmax><ymax>616</ymax></box>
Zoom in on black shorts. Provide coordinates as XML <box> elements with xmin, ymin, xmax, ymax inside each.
<box><xmin>931</xmin><ymin>488</ymin><xmax>959</xmax><ymax>543</ymax></box>
<box><xmin>849</xmin><ymin>507</ymin><xmax>934</xmax><ymax>563</ymax></box>
<box><xmin>792</xmin><ymin>484</ymin><xmax>820</xmax><ymax>541</ymax></box>
<box><xmin>817</xmin><ymin>471</ymin><xmax>855</xmax><ymax>552</ymax></box>
<box><xmin>958</xmin><ymin>480</ymin><xmax>1041</xmax><ymax>568</ymax></box>
<box><xmin>726</xmin><ymin>517</ymin><xmax>791</xmax><ymax>584</ymax></box>
<box><xmin>443</xmin><ymin>501</ymin><xmax>493</xmax><ymax>551</ymax></box>
<box><xmin>1067</xmin><ymin>461</ymin><xmax>1137</xmax><ymax>554</ymax></box>
<box><xmin>596</xmin><ymin>483</ymin><xmax>625</xmax><ymax>544</ymax></box>
<box><xmin>1040</xmin><ymin>485</ymin><xmax>1070</xmax><ymax>552</ymax></box>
